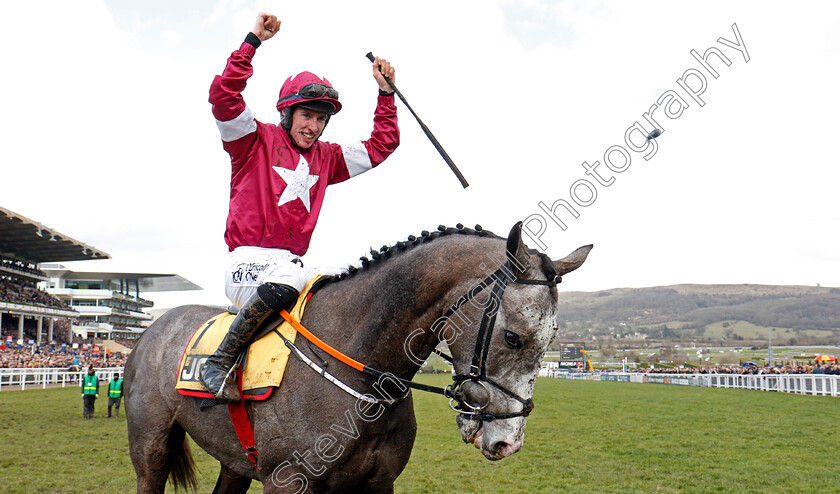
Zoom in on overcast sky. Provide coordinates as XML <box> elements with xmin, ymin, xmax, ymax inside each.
<box><xmin>2</xmin><ymin>1</ymin><xmax>839</xmax><ymax>308</ymax></box>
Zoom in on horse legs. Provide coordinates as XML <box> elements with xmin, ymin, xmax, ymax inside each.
<box><xmin>212</xmin><ymin>462</ymin><xmax>252</xmax><ymax>494</ymax></box>
<box><xmin>127</xmin><ymin>409</ymin><xmax>197</xmax><ymax>494</ymax></box>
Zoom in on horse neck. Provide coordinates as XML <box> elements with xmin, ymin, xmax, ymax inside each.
<box><xmin>312</xmin><ymin>237</ymin><xmax>495</xmax><ymax>379</ymax></box>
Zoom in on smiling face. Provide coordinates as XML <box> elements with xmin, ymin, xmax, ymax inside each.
<box><xmin>287</xmin><ymin>106</ymin><xmax>328</xmax><ymax>148</ymax></box>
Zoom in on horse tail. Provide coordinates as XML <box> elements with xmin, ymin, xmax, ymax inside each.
<box><xmin>167</xmin><ymin>422</ymin><xmax>198</xmax><ymax>492</ymax></box>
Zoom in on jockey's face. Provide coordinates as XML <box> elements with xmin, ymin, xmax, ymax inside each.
<box><xmin>289</xmin><ymin>107</ymin><xmax>328</xmax><ymax>148</ymax></box>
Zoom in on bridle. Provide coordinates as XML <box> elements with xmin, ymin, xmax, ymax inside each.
<box><xmin>439</xmin><ymin>257</ymin><xmax>561</xmax><ymax>422</ymax></box>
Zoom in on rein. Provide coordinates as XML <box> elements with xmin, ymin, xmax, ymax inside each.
<box><xmin>277</xmin><ymin>257</ymin><xmax>559</xmax><ymax>421</ymax></box>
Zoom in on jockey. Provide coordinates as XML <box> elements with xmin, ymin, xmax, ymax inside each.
<box><xmin>201</xmin><ymin>12</ymin><xmax>400</xmax><ymax>401</ymax></box>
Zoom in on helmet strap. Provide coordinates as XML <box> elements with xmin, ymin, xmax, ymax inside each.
<box><xmin>280</xmin><ymin>108</ymin><xmax>292</xmax><ymax>131</ymax></box>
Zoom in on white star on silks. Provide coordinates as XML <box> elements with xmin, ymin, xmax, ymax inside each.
<box><xmin>273</xmin><ymin>156</ymin><xmax>320</xmax><ymax>212</ymax></box>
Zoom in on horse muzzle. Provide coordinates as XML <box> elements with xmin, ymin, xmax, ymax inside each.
<box><xmin>456</xmin><ymin>413</ymin><xmax>524</xmax><ymax>461</ymax></box>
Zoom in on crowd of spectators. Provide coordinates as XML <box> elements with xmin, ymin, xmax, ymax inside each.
<box><xmin>0</xmin><ymin>276</ymin><xmax>70</xmax><ymax>310</ymax></box>
<box><xmin>0</xmin><ymin>259</ymin><xmax>47</xmax><ymax>278</ymax></box>
<box><xmin>1</xmin><ymin>320</ymin><xmax>70</xmax><ymax>345</ymax></box>
<box><xmin>0</xmin><ymin>343</ymin><xmax>126</xmax><ymax>369</ymax></box>
<box><xmin>0</xmin><ymin>264</ymin><xmax>138</xmax><ymax>370</ymax></box>
<box><xmin>0</xmin><ymin>323</ymin><xmax>138</xmax><ymax>370</ymax></box>
<box><xmin>591</xmin><ymin>363</ymin><xmax>840</xmax><ymax>375</ymax></box>
<box><xmin>112</xmin><ymin>338</ymin><xmax>138</xmax><ymax>350</ymax></box>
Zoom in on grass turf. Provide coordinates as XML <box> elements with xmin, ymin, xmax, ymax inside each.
<box><xmin>0</xmin><ymin>376</ymin><xmax>837</xmax><ymax>493</ymax></box>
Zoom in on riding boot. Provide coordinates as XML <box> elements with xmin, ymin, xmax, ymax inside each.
<box><xmin>198</xmin><ymin>283</ymin><xmax>299</xmax><ymax>402</ymax></box>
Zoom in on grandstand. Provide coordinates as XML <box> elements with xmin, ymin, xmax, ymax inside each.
<box><xmin>0</xmin><ymin>206</ymin><xmax>199</xmax><ymax>350</ymax></box>
<box><xmin>42</xmin><ymin>265</ymin><xmax>200</xmax><ymax>340</ymax></box>
<box><xmin>0</xmin><ymin>206</ymin><xmax>106</xmax><ymax>347</ymax></box>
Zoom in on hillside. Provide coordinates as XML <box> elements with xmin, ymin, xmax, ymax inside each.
<box><xmin>555</xmin><ymin>284</ymin><xmax>840</xmax><ymax>346</ymax></box>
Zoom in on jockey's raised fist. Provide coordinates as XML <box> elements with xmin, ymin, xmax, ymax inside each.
<box><xmin>252</xmin><ymin>13</ymin><xmax>280</xmax><ymax>42</ymax></box>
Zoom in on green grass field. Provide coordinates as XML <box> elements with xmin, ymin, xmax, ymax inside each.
<box><xmin>700</xmin><ymin>320</ymin><xmax>771</xmax><ymax>340</ymax></box>
<box><xmin>0</xmin><ymin>376</ymin><xmax>838</xmax><ymax>493</ymax></box>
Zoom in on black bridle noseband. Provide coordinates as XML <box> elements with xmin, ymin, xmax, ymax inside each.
<box><xmin>441</xmin><ymin>258</ymin><xmax>560</xmax><ymax>422</ymax></box>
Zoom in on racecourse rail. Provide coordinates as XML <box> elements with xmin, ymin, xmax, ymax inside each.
<box><xmin>545</xmin><ymin>371</ymin><xmax>839</xmax><ymax>397</ymax></box>
<box><xmin>1</xmin><ymin>367</ymin><xmax>837</xmax><ymax>398</ymax></box>
<box><xmin>0</xmin><ymin>367</ymin><xmax>124</xmax><ymax>391</ymax></box>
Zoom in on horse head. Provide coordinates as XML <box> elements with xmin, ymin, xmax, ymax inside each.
<box><xmin>443</xmin><ymin>222</ymin><xmax>592</xmax><ymax>461</ymax></box>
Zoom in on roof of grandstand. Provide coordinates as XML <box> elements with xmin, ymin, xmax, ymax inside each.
<box><xmin>41</xmin><ymin>266</ymin><xmax>201</xmax><ymax>292</ymax></box>
<box><xmin>0</xmin><ymin>206</ymin><xmax>110</xmax><ymax>263</ymax></box>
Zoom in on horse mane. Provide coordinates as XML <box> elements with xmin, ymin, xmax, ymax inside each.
<box><xmin>330</xmin><ymin>224</ymin><xmax>502</xmax><ymax>284</ymax></box>
<box><xmin>327</xmin><ymin>223</ymin><xmax>555</xmax><ymax>286</ymax></box>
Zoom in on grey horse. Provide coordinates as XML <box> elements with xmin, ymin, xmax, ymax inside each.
<box><xmin>124</xmin><ymin>223</ymin><xmax>591</xmax><ymax>493</ymax></box>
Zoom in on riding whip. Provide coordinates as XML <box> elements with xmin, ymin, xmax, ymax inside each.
<box><xmin>366</xmin><ymin>52</ymin><xmax>469</xmax><ymax>188</ymax></box>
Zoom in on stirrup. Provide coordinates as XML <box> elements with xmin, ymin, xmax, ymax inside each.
<box><xmin>214</xmin><ymin>353</ymin><xmax>245</xmax><ymax>402</ymax></box>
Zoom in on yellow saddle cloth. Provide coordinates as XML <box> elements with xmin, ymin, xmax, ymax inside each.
<box><xmin>175</xmin><ymin>276</ymin><xmax>325</xmax><ymax>400</ymax></box>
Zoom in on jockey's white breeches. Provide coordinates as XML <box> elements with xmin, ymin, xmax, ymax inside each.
<box><xmin>224</xmin><ymin>246</ymin><xmax>313</xmax><ymax>309</ymax></box>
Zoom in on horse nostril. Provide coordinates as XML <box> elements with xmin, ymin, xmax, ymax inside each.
<box><xmin>490</xmin><ymin>440</ymin><xmax>513</xmax><ymax>457</ymax></box>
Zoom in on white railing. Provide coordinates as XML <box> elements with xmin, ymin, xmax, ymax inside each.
<box><xmin>701</xmin><ymin>373</ymin><xmax>839</xmax><ymax>397</ymax></box>
<box><xmin>0</xmin><ymin>367</ymin><xmax>124</xmax><ymax>391</ymax></box>
<box><xmin>549</xmin><ymin>372</ymin><xmax>840</xmax><ymax>397</ymax></box>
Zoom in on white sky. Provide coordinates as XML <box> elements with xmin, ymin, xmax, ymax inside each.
<box><xmin>2</xmin><ymin>1</ymin><xmax>839</xmax><ymax>309</ymax></box>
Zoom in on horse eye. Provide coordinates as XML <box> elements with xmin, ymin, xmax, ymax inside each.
<box><xmin>503</xmin><ymin>330</ymin><xmax>524</xmax><ymax>350</ymax></box>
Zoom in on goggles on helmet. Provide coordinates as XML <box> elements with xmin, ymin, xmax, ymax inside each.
<box><xmin>278</xmin><ymin>83</ymin><xmax>339</xmax><ymax>105</ymax></box>
<box><xmin>298</xmin><ymin>83</ymin><xmax>338</xmax><ymax>100</ymax></box>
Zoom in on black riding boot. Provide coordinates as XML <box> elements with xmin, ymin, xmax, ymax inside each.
<box><xmin>198</xmin><ymin>283</ymin><xmax>299</xmax><ymax>402</ymax></box>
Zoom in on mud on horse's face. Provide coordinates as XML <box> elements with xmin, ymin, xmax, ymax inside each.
<box><xmin>450</xmin><ymin>223</ymin><xmax>592</xmax><ymax>460</ymax></box>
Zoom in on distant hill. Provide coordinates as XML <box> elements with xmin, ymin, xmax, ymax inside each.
<box><xmin>555</xmin><ymin>284</ymin><xmax>840</xmax><ymax>346</ymax></box>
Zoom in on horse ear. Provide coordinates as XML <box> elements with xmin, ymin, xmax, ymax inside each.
<box><xmin>505</xmin><ymin>221</ymin><xmax>529</xmax><ymax>271</ymax></box>
<box><xmin>505</xmin><ymin>222</ymin><xmax>522</xmax><ymax>257</ymax></box>
<box><xmin>553</xmin><ymin>244</ymin><xmax>593</xmax><ymax>276</ymax></box>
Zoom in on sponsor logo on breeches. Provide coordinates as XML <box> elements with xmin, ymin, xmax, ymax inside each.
<box><xmin>231</xmin><ymin>262</ymin><xmax>270</xmax><ymax>284</ymax></box>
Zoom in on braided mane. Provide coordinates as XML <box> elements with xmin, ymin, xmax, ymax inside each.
<box><xmin>330</xmin><ymin>224</ymin><xmax>502</xmax><ymax>284</ymax></box>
